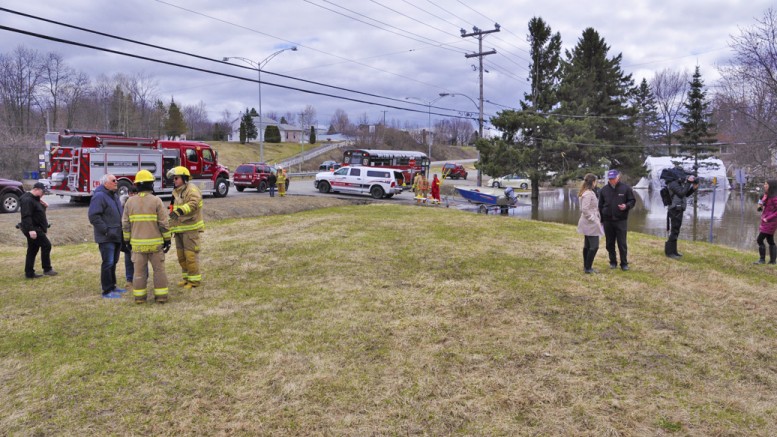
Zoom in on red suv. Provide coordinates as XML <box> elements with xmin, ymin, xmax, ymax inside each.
<box><xmin>233</xmin><ymin>163</ymin><xmax>289</xmax><ymax>193</ymax></box>
<box><xmin>0</xmin><ymin>178</ymin><xmax>24</xmax><ymax>213</ymax></box>
<box><xmin>442</xmin><ymin>163</ymin><xmax>468</xmax><ymax>180</ymax></box>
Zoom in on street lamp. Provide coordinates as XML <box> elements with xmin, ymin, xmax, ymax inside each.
<box><xmin>223</xmin><ymin>46</ymin><xmax>297</xmax><ymax>163</ymax></box>
<box><xmin>438</xmin><ymin>92</ymin><xmax>483</xmax><ymax>186</ymax></box>
<box><xmin>405</xmin><ymin>95</ymin><xmax>447</xmax><ymax>175</ymax></box>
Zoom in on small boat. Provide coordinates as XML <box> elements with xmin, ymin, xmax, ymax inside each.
<box><xmin>454</xmin><ymin>186</ymin><xmax>520</xmax><ymax>214</ymax></box>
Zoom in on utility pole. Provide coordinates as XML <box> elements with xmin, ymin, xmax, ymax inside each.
<box><xmin>461</xmin><ymin>24</ymin><xmax>499</xmax><ymax>187</ymax></box>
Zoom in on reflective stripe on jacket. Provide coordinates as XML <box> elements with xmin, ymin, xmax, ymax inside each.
<box><xmin>170</xmin><ymin>183</ymin><xmax>204</xmax><ymax>233</ymax></box>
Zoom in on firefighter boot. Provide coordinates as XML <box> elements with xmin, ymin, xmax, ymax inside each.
<box><xmin>176</xmin><ymin>248</ymin><xmax>188</xmax><ymax>286</ymax></box>
<box><xmin>769</xmin><ymin>245</ymin><xmax>777</xmax><ymax>265</ymax></box>
<box><xmin>133</xmin><ymin>289</ymin><xmax>147</xmax><ymax>304</ymax></box>
<box><xmin>183</xmin><ymin>250</ymin><xmax>201</xmax><ymax>289</ymax></box>
<box><xmin>155</xmin><ymin>294</ymin><xmax>169</xmax><ymax>304</ymax></box>
<box><xmin>177</xmin><ymin>278</ymin><xmax>189</xmax><ymax>287</ymax></box>
<box><xmin>754</xmin><ymin>246</ymin><xmax>766</xmax><ymax>264</ymax></box>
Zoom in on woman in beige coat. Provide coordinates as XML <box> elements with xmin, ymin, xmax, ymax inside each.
<box><xmin>577</xmin><ymin>173</ymin><xmax>604</xmax><ymax>274</ymax></box>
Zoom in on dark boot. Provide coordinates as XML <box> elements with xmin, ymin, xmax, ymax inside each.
<box><xmin>666</xmin><ymin>241</ymin><xmax>680</xmax><ymax>259</ymax></box>
<box><xmin>769</xmin><ymin>245</ymin><xmax>776</xmax><ymax>265</ymax></box>
<box><xmin>754</xmin><ymin>246</ymin><xmax>766</xmax><ymax>264</ymax></box>
<box><xmin>585</xmin><ymin>248</ymin><xmax>598</xmax><ymax>274</ymax></box>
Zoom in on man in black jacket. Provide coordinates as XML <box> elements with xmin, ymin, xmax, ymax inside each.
<box><xmin>19</xmin><ymin>182</ymin><xmax>57</xmax><ymax>279</ymax></box>
<box><xmin>598</xmin><ymin>170</ymin><xmax>636</xmax><ymax>271</ymax></box>
<box><xmin>665</xmin><ymin>172</ymin><xmax>699</xmax><ymax>259</ymax></box>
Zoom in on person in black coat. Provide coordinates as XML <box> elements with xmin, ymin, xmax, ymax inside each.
<box><xmin>19</xmin><ymin>182</ymin><xmax>57</xmax><ymax>279</ymax></box>
<box><xmin>665</xmin><ymin>172</ymin><xmax>699</xmax><ymax>259</ymax></box>
<box><xmin>267</xmin><ymin>171</ymin><xmax>277</xmax><ymax>197</ymax></box>
<box><xmin>88</xmin><ymin>174</ymin><xmax>125</xmax><ymax>297</ymax></box>
<box><xmin>598</xmin><ymin>169</ymin><xmax>636</xmax><ymax>271</ymax></box>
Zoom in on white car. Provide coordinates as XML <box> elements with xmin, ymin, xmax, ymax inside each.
<box><xmin>314</xmin><ymin>166</ymin><xmax>405</xmax><ymax>199</ymax></box>
<box><xmin>488</xmin><ymin>174</ymin><xmax>531</xmax><ymax>190</ymax></box>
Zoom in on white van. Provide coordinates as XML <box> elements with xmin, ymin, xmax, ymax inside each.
<box><xmin>314</xmin><ymin>166</ymin><xmax>404</xmax><ymax>199</ymax></box>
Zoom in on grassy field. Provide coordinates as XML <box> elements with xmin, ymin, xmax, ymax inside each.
<box><xmin>2</xmin><ymin>201</ymin><xmax>776</xmax><ymax>435</ymax></box>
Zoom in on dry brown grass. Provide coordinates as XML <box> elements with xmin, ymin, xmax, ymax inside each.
<box><xmin>1</xmin><ymin>201</ymin><xmax>776</xmax><ymax>435</ymax></box>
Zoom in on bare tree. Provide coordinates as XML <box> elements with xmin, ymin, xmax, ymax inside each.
<box><xmin>182</xmin><ymin>100</ymin><xmax>211</xmax><ymax>140</ymax></box>
<box><xmin>126</xmin><ymin>72</ymin><xmax>158</xmax><ymax>137</ymax></box>
<box><xmin>40</xmin><ymin>52</ymin><xmax>74</xmax><ymax>131</ymax></box>
<box><xmin>61</xmin><ymin>71</ymin><xmax>90</xmax><ymax>130</ymax></box>
<box><xmin>298</xmin><ymin>104</ymin><xmax>317</xmax><ymax>142</ymax></box>
<box><xmin>650</xmin><ymin>68</ymin><xmax>689</xmax><ymax>146</ymax></box>
<box><xmin>330</xmin><ymin>108</ymin><xmax>350</xmax><ymax>133</ymax></box>
<box><xmin>0</xmin><ymin>45</ymin><xmax>45</xmax><ymax>136</ymax></box>
<box><xmin>717</xmin><ymin>7</ymin><xmax>777</xmax><ymax>176</ymax></box>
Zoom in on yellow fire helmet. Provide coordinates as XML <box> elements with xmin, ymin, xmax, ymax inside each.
<box><xmin>166</xmin><ymin>166</ymin><xmax>191</xmax><ymax>179</ymax></box>
<box><xmin>134</xmin><ymin>169</ymin><xmax>155</xmax><ymax>183</ymax></box>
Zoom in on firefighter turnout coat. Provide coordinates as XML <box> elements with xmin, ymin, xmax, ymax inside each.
<box><xmin>122</xmin><ymin>191</ymin><xmax>172</xmax><ymax>300</ymax></box>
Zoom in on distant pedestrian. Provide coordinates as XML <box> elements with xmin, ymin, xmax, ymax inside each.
<box><xmin>88</xmin><ymin>174</ymin><xmax>125</xmax><ymax>298</ymax></box>
<box><xmin>268</xmin><ymin>170</ymin><xmax>277</xmax><ymax>197</ymax></box>
<box><xmin>598</xmin><ymin>169</ymin><xmax>636</xmax><ymax>271</ymax></box>
<box><xmin>578</xmin><ymin>173</ymin><xmax>604</xmax><ymax>274</ymax></box>
<box><xmin>430</xmin><ymin>173</ymin><xmax>441</xmax><ymax>203</ymax></box>
<box><xmin>19</xmin><ymin>182</ymin><xmax>57</xmax><ymax>279</ymax></box>
<box><xmin>276</xmin><ymin>167</ymin><xmax>287</xmax><ymax>197</ymax></box>
<box><xmin>753</xmin><ymin>180</ymin><xmax>777</xmax><ymax>264</ymax></box>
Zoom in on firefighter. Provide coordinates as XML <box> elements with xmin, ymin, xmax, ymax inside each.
<box><xmin>276</xmin><ymin>167</ymin><xmax>287</xmax><ymax>197</ymax></box>
<box><xmin>167</xmin><ymin>166</ymin><xmax>204</xmax><ymax>288</ymax></box>
<box><xmin>122</xmin><ymin>170</ymin><xmax>171</xmax><ymax>304</ymax></box>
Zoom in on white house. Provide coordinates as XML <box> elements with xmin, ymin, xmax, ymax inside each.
<box><xmin>227</xmin><ymin>116</ymin><xmax>304</xmax><ymax>143</ymax></box>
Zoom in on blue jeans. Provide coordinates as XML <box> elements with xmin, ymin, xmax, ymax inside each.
<box><xmin>123</xmin><ymin>249</ymin><xmax>134</xmax><ymax>282</ymax></box>
<box><xmin>98</xmin><ymin>242</ymin><xmax>121</xmax><ymax>292</ymax></box>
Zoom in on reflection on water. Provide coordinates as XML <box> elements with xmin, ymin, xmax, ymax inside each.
<box><xmin>455</xmin><ymin>188</ymin><xmax>761</xmax><ymax>251</ymax></box>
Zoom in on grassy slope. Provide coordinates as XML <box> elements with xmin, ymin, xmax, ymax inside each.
<box><xmin>1</xmin><ymin>204</ymin><xmax>776</xmax><ymax>435</ymax></box>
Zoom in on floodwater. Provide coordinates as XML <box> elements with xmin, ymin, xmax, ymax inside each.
<box><xmin>455</xmin><ymin>187</ymin><xmax>762</xmax><ymax>251</ymax></box>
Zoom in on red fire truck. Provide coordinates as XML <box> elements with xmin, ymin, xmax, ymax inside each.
<box><xmin>43</xmin><ymin>130</ymin><xmax>230</xmax><ymax>200</ymax></box>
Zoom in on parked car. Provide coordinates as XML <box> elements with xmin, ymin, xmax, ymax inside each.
<box><xmin>0</xmin><ymin>178</ymin><xmax>24</xmax><ymax>213</ymax></box>
<box><xmin>314</xmin><ymin>166</ymin><xmax>404</xmax><ymax>199</ymax></box>
<box><xmin>442</xmin><ymin>162</ymin><xmax>468</xmax><ymax>180</ymax></box>
<box><xmin>319</xmin><ymin>160</ymin><xmax>341</xmax><ymax>171</ymax></box>
<box><xmin>488</xmin><ymin>174</ymin><xmax>531</xmax><ymax>190</ymax></box>
<box><xmin>233</xmin><ymin>163</ymin><xmax>289</xmax><ymax>192</ymax></box>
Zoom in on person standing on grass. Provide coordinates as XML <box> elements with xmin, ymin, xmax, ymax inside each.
<box><xmin>88</xmin><ymin>174</ymin><xmax>125</xmax><ymax>298</ymax></box>
<box><xmin>19</xmin><ymin>182</ymin><xmax>57</xmax><ymax>279</ymax></box>
<box><xmin>267</xmin><ymin>170</ymin><xmax>277</xmax><ymax>197</ymax></box>
<box><xmin>578</xmin><ymin>173</ymin><xmax>604</xmax><ymax>274</ymax></box>
<box><xmin>753</xmin><ymin>180</ymin><xmax>777</xmax><ymax>264</ymax></box>
<box><xmin>430</xmin><ymin>173</ymin><xmax>441</xmax><ymax>204</ymax></box>
<box><xmin>598</xmin><ymin>169</ymin><xmax>636</xmax><ymax>271</ymax></box>
<box><xmin>168</xmin><ymin>166</ymin><xmax>204</xmax><ymax>289</ymax></box>
<box><xmin>665</xmin><ymin>170</ymin><xmax>699</xmax><ymax>259</ymax></box>
<box><xmin>119</xmin><ymin>184</ymin><xmax>139</xmax><ymax>289</ymax></box>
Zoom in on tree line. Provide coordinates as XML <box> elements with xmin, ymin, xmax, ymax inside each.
<box><xmin>479</xmin><ymin>8</ymin><xmax>777</xmax><ymax>197</ymax></box>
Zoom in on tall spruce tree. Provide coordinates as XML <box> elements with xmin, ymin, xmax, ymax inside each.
<box><xmin>679</xmin><ymin>66</ymin><xmax>716</xmax><ymax>157</ymax></box>
<box><xmin>242</xmin><ymin>109</ymin><xmax>257</xmax><ymax>141</ymax></box>
<box><xmin>481</xmin><ymin>17</ymin><xmax>563</xmax><ymax>199</ymax></box>
<box><xmin>633</xmin><ymin>78</ymin><xmax>662</xmax><ymax>149</ymax></box>
<box><xmin>164</xmin><ymin>99</ymin><xmax>186</xmax><ymax>139</ymax></box>
<box><xmin>555</xmin><ymin>28</ymin><xmax>642</xmax><ymax>179</ymax></box>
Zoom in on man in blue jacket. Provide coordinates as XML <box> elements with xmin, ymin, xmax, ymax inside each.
<box><xmin>88</xmin><ymin>174</ymin><xmax>125</xmax><ymax>298</ymax></box>
<box><xmin>598</xmin><ymin>169</ymin><xmax>636</xmax><ymax>271</ymax></box>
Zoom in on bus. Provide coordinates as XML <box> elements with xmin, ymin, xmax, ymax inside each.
<box><xmin>342</xmin><ymin>149</ymin><xmax>429</xmax><ymax>189</ymax></box>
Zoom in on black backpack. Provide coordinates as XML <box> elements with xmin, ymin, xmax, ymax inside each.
<box><xmin>658</xmin><ymin>168</ymin><xmax>686</xmax><ymax>207</ymax></box>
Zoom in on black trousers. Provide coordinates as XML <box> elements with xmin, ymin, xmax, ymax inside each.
<box><xmin>25</xmin><ymin>232</ymin><xmax>52</xmax><ymax>277</ymax></box>
<box><xmin>668</xmin><ymin>208</ymin><xmax>684</xmax><ymax>242</ymax></box>
<box><xmin>756</xmin><ymin>232</ymin><xmax>775</xmax><ymax>248</ymax></box>
<box><xmin>602</xmin><ymin>219</ymin><xmax>628</xmax><ymax>266</ymax></box>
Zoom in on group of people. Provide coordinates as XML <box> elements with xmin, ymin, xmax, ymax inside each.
<box><xmin>577</xmin><ymin>168</ymin><xmax>700</xmax><ymax>273</ymax></box>
<box><xmin>21</xmin><ymin>167</ymin><xmax>205</xmax><ymax>304</ymax></box>
<box><xmin>412</xmin><ymin>172</ymin><xmax>441</xmax><ymax>204</ymax></box>
<box><xmin>268</xmin><ymin>167</ymin><xmax>287</xmax><ymax>198</ymax></box>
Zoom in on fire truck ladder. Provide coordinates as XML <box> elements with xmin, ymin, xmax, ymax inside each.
<box><xmin>67</xmin><ymin>148</ymin><xmax>81</xmax><ymax>191</ymax></box>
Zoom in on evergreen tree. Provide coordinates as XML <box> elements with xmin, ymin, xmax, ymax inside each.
<box><xmin>164</xmin><ymin>99</ymin><xmax>187</xmax><ymax>139</ymax></box>
<box><xmin>309</xmin><ymin>126</ymin><xmax>316</xmax><ymax>144</ymax></box>
<box><xmin>280</xmin><ymin>116</ymin><xmax>288</xmax><ymax>124</ymax></box>
<box><xmin>679</xmin><ymin>66</ymin><xmax>717</xmax><ymax>155</ymax></box>
<box><xmin>239</xmin><ymin>120</ymin><xmax>246</xmax><ymax>144</ymax></box>
<box><xmin>327</xmin><ymin>124</ymin><xmax>336</xmax><ymax>135</ymax></box>
<box><xmin>242</xmin><ymin>109</ymin><xmax>257</xmax><ymax>141</ymax></box>
<box><xmin>265</xmin><ymin>125</ymin><xmax>281</xmax><ymax>143</ymax></box>
<box><xmin>481</xmin><ymin>17</ymin><xmax>563</xmax><ymax>198</ymax></box>
<box><xmin>633</xmin><ymin>78</ymin><xmax>662</xmax><ymax>149</ymax></box>
<box><xmin>249</xmin><ymin>107</ymin><xmax>258</xmax><ymax>117</ymax></box>
<box><xmin>555</xmin><ymin>28</ymin><xmax>642</xmax><ymax>179</ymax></box>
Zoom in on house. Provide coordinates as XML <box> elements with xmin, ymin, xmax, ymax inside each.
<box><xmin>226</xmin><ymin>116</ymin><xmax>304</xmax><ymax>143</ymax></box>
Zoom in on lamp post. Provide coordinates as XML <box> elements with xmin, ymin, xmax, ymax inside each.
<box><xmin>223</xmin><ymin>46</ymin><xmax>297</xmax><ymax>163</ymax></box>
<box><xmin>438</xmin><ymin>92</ymin><xmax>483</xmax><ymax>186</ymax></box>
<box><xmin>405</xmin><ymin>95</ymin><xmax>447</xmax><ymax>176</ymax></box>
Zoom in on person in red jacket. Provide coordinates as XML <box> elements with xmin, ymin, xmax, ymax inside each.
<box><xmin>430</xmin><ymin>174</ymin><xmax>441</xmax><ymax>203</ymax></box>
<box><xmin>753</xmin><ymin>180</ymin><xmax>777</xmax><ymax>264</ymax></box>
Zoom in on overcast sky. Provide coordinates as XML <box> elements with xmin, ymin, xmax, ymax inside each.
<box><xmin>1</xmin><ymin>1</ymin><xmax>772</xmax><ymax>130</ymax></box>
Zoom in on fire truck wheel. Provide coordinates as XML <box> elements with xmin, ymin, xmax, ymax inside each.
<box><xmin>257</xmin><ymin>180</ymin><xmax>267</xmax><ymax>193</ymax></box>
<box><xmin>1</xmin><ymin>193</ymin><xmax>20</xmax><ymax>213</ymax></box>
<box><xmin>117</xmin><ymin>180</ymin><xmax>132</xmax><ymax>198</ymax></box>
<box><xmin>214</xmin><ymin>177</ymin><xmax>229</xmax><ymax>198</ymax></box>
<box><xmin>235</xmin><ymin>186</ymin><xmax>245</xmax><ymax>192</ymax></box>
